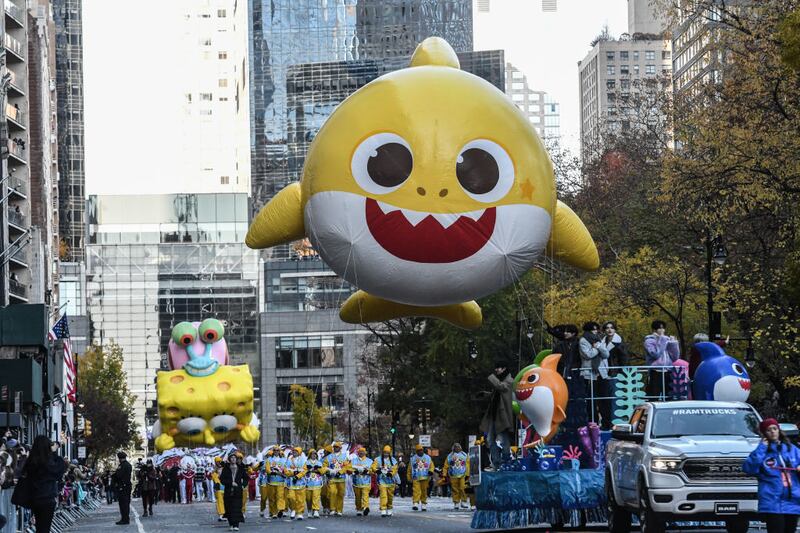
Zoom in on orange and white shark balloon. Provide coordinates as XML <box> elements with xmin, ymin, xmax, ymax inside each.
<box><xmin>513</xmin><ymin>354</ymin><xmax>568</xmax><ymax>443</ymax></box>
<box><xmin>245</xmin><ymin>37</ymin><xmax>599</xmax><ymax>329</ymax></box>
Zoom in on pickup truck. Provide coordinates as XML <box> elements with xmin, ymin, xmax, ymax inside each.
<box><xmin>605</xmin><ymin>400</ymin><xmax>762</xmax><ymax>533</ymax></box>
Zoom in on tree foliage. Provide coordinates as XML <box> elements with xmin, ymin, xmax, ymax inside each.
<box><xmin>290</xmin><ymin>384</ymin><xmax>332</xmax><ymax>449</ymax></box>
<box><xmin>77</xmin><ymin>342</ymin><xmax>139</xmax><ymax>462</ymax></box>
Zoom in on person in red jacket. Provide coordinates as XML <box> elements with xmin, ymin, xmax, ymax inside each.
<box><xmin>179</xmin><ymin>466</ymin><xmax>194</xmax><ymax>504</ymax></box>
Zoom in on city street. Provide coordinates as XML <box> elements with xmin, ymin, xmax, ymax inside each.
<box><xmin>72</xmin><ymin>496</ymin><xmax>477</xmax><ymax>533</ymax></box>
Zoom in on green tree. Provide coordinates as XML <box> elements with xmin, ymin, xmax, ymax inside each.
<box><xmin>290</xmin><ymin>384</ymin><xmax>332</xmax><ymax>449</ymax></box>
<box><xmin>77</xmin><ymin>342</ymin><xmax>139</xmax><ymax>462</ymax></box>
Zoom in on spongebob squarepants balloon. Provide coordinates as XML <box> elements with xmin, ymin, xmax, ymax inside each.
<box><xmin>154</xmin><ymin>319</ymin><xmax>259</xmax><ymax>451</ymax></box>
<box><xmin>245</xmin><ymin>38</ymin><xmax>599</xmax><ymax>329</ymax></box>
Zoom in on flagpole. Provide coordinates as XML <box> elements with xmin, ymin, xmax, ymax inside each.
<box><xmin>50</xmin><ymin>300</ymin><xmax>69</xmax><ymax>319</ymax></box>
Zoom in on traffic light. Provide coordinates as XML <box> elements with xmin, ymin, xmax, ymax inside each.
<box><xmin>390</xmin><ymin>411</ymin><xmax>399</xmax><ymax>434</ymax></box>
<box><xmin>84</xmin><ymin>419</ymin><xmax>92</xmax><ymax>437</ymax></box>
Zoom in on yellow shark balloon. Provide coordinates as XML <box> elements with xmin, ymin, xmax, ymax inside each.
<box><xmin>246</xmin><ymin>37</ymin><xmax>599</xmax><ymax>329</ymax></box>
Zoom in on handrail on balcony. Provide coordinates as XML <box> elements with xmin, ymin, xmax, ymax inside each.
<box><xmin>7</xmin><ymin>139</ymin><xmax>25</xmax><ymax>160</ymax></box>
<box><xmin>6</xmin><ymin>103</ymin><xmax>23</xmax><ymax>123</ymax></box>
<box><xmin>9</xmin><ymin>278</ymin><xmax>27</xmax><ymax>298</ymax></box>
<box><xmin>8</xmin><ymin>208</ymin><xmax>25</xmax><ymax>227</ymax></box>
<box><xmin>4</xmin><ymin>0</ymin><xmax>25</xmax><ymax>24</ymax></box>
<box><xmin>4</xmin><ymin>33</ymin><xmax>25</xmax><ymax>59</ymax></box>
<box><xmin>8</xmin><ymin>176</ymin><xmax>25</xmax><ymax>194</ymax></box>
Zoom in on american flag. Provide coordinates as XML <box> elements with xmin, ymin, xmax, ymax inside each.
<box><xmin>49</xmin><ymin>315</ymin><xmax>76</xmax><ymax>403</ymax></box>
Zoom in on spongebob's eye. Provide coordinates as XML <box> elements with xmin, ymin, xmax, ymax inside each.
<box><xmin>351</xmin><ymin>132</ymin><xmax>413</xmax><ymax>194</ymax></box>
<box><xmin>177</xmin><ymin>417</ymin><xmax>206</xmax><ymax>436</ymax></box>
<box><xmin>209</xmin><ymin>415</ymin><xmax>237</xmax><ymax>434</ymax></box>
<box><xmin>456</xmin><ymin>139</ymin><xmax>514</xmax><ymax>203</ymax></box>
<box><xmin>199</xmin><ymin>318</ymin><xmax>224</xmax><ymax>344</ymax></box>
<box><xmin>172</xmin><ymin>322</ymin><xmax>197</xmax><ymax>347</ymax></box>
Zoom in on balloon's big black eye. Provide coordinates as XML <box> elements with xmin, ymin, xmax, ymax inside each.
<box><xmin>352</xmin><ymin>133</ymin><xmax>414</xmax><ymax>194</ymax></box>
<box><xmin>527</xmin><ymin>373</ymin><xmax>540</xmax><ymax>384</ymax></box>
<box><xmin>367</xmin><ymin>143</ymin><xmax>413</xmax><ymax>188</ymax></box>
<box><xmin>457</xmin><ymin>148</ymin><xmax>499</xmax><ymax>195</ymax></box>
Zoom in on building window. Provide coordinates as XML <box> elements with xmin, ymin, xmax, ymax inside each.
<box><xmin>477</xmin><ymin>0</ymin><xmax>490</xmax><ymax>12</ymax></box>
<box><xmin>662</xmin><ymin>50</ymin><xmax>671</xmax><ymax>60</ymax></box>
<box><xmin>218</xmin><ymin>78</ymin><xmax>228</xmax><ymax>88</ymax></box>
<box><xmin>620</xmin><ymin>51</ymin><xmax>629</xmax><ymax>61</ymax></box>
<box><xmin>530</xmin><ymin>104</ymin><xmax>541</xmax><ymax>112</ymax></box>
<box><xmin>512</xmin><ymin>93</ymin><xmax>524</xmax><ymax>102</ymax></box>
<box><xmin>218</xmin><ymin>51</ymin><xmax>228</xmax><ymax>60</ymax></box>
<box><xmin>512</xmin><ymin>82</ymin><xmax>524</xmax><ymax>90</ymax></box>
<box><xmin>645</xmin><ymin>50</ymin><xmax>656</xmax><ymax>61</ymax></box>
<box><xmin>275</xmin><ymin>382</ymin><xmax>345</xmax><ymax>412</ymax></box>
<box><xmin>606</xmin><ymin>51</ymin><xmax>615</xmax><ymax>61</ymax></box>
<box><xmin>607</xmin><ymin>65</ymin><xmax>615</xmax><ymax>75</ymax></box>
<box><xmin>645</xmin><ymin>64</ymin><xmax>656</xmax><ymax>75</ymax></box>
<box><xmin>200</xmin><ymin>109</ymin><xmax>212</xmax><ymax>115</ymax></box>
<box><xmin>606</xmin><ymin>79</ymin><xmax>615</xmax><ymax>89</ymax></box>
<box><xmin>275</xmin><ymin>336</ymin><xmax>344</xmax><ymax>369</ymax></box>
<box><xmin>200</xmin><ymin>93</ymin><xmax>212</xmax><ymax>101</ymax></box>
<box><xmin>620</xmin><ymin>64</ymin><xmax>629</xmax><ymax>75</ymax></box>
<box><xmin>633</xmin><ymin>51</ymin><xmax>640</xmax><ymax>61</ymax></box>
<box><xmin>219</xmin><ymin>96</ymin><xmax>229</xmax><ymax>102</ymax></box>
<box><xmin>512</xmin><ymin>70</ymin><xmax>523</xmax><ymax>79</ymax></box>
<box><xmin>217</xmin><ymin>9</ymin><xmax>227</xmax><ymax>17</ymax></box>
<box><xmin>530</xmin><ymin>115</ymin><xmax>541</xmax><ymax>124</ymax></box>
<box><xmin>199</xmin><ymin>37</ymin><xmax>212</xmax><ymax>46</ymax></box>
<box><xmin>620</xmin><ymin>79</ymin><xmax>630</xmax><ymax>91</ymax></box>
<box><xmin>185</xmin><ymin>93</ymin><xmax>192</xmax><ymax>103</ymax></box>
<box><xmin>633</xmin><ymin>64</ymin><xmax>640</xmax><ymax>75</ymax></box>
<box><xmin>277</xmin><ymin>427</ymin><xmax>291</xmax><ymax>443</ymax></box>
<box><xmin>220</xmin><ymin>176</ymin><xmax>230</xmax><ymax>185</ymax></box>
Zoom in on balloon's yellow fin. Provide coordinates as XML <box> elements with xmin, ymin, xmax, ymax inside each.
<box><xmin>546</xmin><ymin>200</ymin><xmax>600</xmax><ymax>271</ymax></box>
<box><xmin>340</xmin><ymin>290</ymin><xmax>482</xmax><ymax>330</ymax></box>
<box><xmin>245</xmin><ymin>182</ymin><xmax>305</xmax><ymax>249</ymax></box>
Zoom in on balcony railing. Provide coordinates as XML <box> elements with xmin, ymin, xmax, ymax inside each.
<box><xmin>7</xmin><ymin>139</ymin><xmax>25</xmax><ymax>161</ymax></box>
<box><xmin>9</xmin><ymin>246</ymin><xmax>28</xmax><ymax>266</ymax></box>
<box><xmin>4</xmin><ymin>33</ymin><xmax>25</xmax><ymax>60</ymax></box>
<box><xmin>9</xmin><ymin>278</ymin><xmax>27</xmax><ymax>299</ymax></box>
<box><xmin>6</xmin><ymin>103</ymin><xmax>24</xmax><ymax>125</ymax></box>
<box><xmin>8</xmin><ymin>208</ymin><xmax>25</xmax><ymax>228</ymax></box>
<box><xmin>4</xmin><ymin>0</ymin><xmax>24</xmax><ymax>26</ymax></box>
<box><xmin>7</xmin><ymin>176</ymin><xmax>26</xmax><ymax>196</ymax></box>
<box><xmin>6</xmin><ymin>68</ymin><xmax>25</xmax><ymax>94</ymax></box>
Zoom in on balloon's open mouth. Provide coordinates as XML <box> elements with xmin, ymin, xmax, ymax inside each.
<box><xmin>516</xmin><ymin>388</ymin><xmax>533</xmax><ymax>402</ymax></box>
<box><xmin>739</xmin><ymin>379</ymin><xmax>751</xmax><ymax>391</ymax></box>
<box><xmin>365</xmin><ymin>198</ymin><xmax>496</xmax><ymax>263</ymax></box>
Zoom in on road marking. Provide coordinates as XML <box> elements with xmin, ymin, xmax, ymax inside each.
<box><xmin>305</xmin><ymin>527</ymin><xmax>317</xmax><ymax>530</ymax></box>
<box><xmin>132</xmin><ymin>508</ymin><xmax>146</xmax><ymax>533</ymax></box>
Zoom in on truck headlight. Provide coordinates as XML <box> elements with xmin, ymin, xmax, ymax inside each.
<box><xmin>651</xmin><ymin>458</ymin><xmax>682</xmax><ymax>472</ymax></box>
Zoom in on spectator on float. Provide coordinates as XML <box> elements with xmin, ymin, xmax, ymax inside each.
<box><xmin>600</xmin><ymin>321</ymin><xmax>630</xmax><ymax>375</ymax></box>
<box><xmin>579</xmin><ymin>322</ymin><xmax>612</xmax><ymax>429</ymax></box>
<box><xmin>23</xmin><ymin>434</ymin><xmax>67</xmax><ymax>533</ymax></box>
<box><xmin>644</xmin><ymin>320</ymin><xmax>681</xmax><ymax>399</ymax></box>
<box><xmin>547</xmin><ymin>323</ymin><xmax>581</xmax><ymax>379</ymax></box>
<box><xmin>480</xmin><ymin>358</ymin><xmax>515</xmax><ymax>469</ymax></box>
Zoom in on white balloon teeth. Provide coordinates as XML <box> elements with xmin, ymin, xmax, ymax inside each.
<box><xmin>374</xmin><ymin>199</ymin><xmax>486</xmax><ymax>228</ymax></box>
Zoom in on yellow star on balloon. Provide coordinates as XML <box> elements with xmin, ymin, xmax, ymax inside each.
<box><xmin>520</xmin><ymin>180</ymin><xmax>534</xmax><ymax>200</ymax></box>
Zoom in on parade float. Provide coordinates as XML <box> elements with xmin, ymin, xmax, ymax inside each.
<box><xmin>152</xmin><ymin>319</ymin><xmax>260</xmax><ymax>451</ymax></box>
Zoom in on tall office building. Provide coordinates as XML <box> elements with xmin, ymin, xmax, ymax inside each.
<box><xmin>85</xmin><ymin>193</ymin><xmax>260</xmax><ymax>449</ymax></box>
<box><xmin>177</xmin><ymin>0</ymin><xmax>250</xmax><ymax>193</ymax></box>
<box><xmin>578</xmin><ymin>1</ymin><xmax>671</xmax><ymax>156</ymax></box>
<box><xmin>671</xmin><ymin>1</ymin><xmax>727</xmax><ymax>94</ymax></box>
<box><xmin>247</xmin><ymin>0</ymin><xmax>481</xmax><ymax>444</ymax></box>
<box><xmin>53</xmin><ymin>0</ymin><xmax>84</xmax><ymax>263</ymax></box>
<box><xmin>505</xmin><ymin>63</ymin><xmax>560</xmax><ymax>140</ymax></box>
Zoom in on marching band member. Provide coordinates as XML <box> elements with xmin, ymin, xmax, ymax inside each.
<box><xmin>266</xmin><ymin>445</ymin><xmax>286</xmax><ymax>519</ymax></box>
<box><xmin>304</xmin><ymin>449</ymin><xmax>326</xmax><ymax>518</ymax></box>
<box><xmin>371</xmin><ymin>445</ymin><xmax>398</xmax><ymax>517</ymax></box>
<box><xmin>212</xmin><ymin>457</ymin><xmax>226</xmax><ymax>521</ymax></box>
<box><xmin>284</xmin><ymin>447</ymin><xmax>308</xmax><ymax>520</ymax></box>
<box><xmin>321</xmin><ymin>444</ymin><xmax>333</xmax><ymax>515</ymax></box>
<box><xmin>322</xmin><ymin>442</ymin><xmax>350</xmax><ymax>516</ymax></box>
<box><xmin>444</xmin><ymin>443</ymin><xmax>470</xmax><ymax>509</ymax></box>
<box><xmin>351</xmin><ymin>446</ymin><xmax>373</xmax><ymax>516</ymax></box>
<box><xmin>258</xmin><ymin>451</ymin><xmax>270</xmax><ymax>517</ymax></box>
<box><xmin>408</xmin><ymin>444</ymin><xmax>434</xmax><ymax>511</ymax></box>
<box><xmin>179</xmin><ymin>463</ymin><xmax>194</xmax><ymax>504</ymax></box>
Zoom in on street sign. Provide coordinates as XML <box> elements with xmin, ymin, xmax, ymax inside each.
<box><xmin>419</xmin><ymin>434</ymin><xmax>431</xmax><ymax>447</ymax></box>
<box><xmin>77</xmin><ymin>446</ymin><xmax>86</xmax><ymax>459</ymax></box>
<box><xmin>77</xmin><ymin>415</ymin><xmax>85</xmax><ymax>431</ymax></box>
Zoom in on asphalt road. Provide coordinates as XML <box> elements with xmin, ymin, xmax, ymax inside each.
<box><xmin>72</xmin><ymin>495</ymin><xmax>477</xmax><ymax>533</ymax></box>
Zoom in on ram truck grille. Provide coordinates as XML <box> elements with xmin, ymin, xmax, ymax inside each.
<box><xmin>682</xmin><ymin>459</ymin><xmax>754</xmax><ymax>482</ymax></box>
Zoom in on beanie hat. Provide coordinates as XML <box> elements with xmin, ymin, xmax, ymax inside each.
<box><xmin>383</xmin><ymin>445</ymin><xmax>392</xmax><ymax>453</ymax></box>
<box><xmin>760</xmin><ymin>418</ymin><xmax>779</xmax><ymax>434</ymax></box>
<box><xmin>415</xmin><ymin>444</ymin><xmax>423</xmax><ymax>451</ymax></box>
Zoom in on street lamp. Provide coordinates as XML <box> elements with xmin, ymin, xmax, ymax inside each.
<box><xmin>468</xmin><ymin>339</ymin><xmax>478</xmax><ymax>359</ymax></box>
<box><xmin>705</xmin><ymin>235</ymin><xmax>727</xmax><ymax>339</ymax></box>
<box><xmin>712</xmin><ymin>241</ymin><xmax>729</xmax><ymax>266</ymax></box>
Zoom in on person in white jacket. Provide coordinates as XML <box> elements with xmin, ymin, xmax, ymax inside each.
<box><xmin>579</xmin><ymin>322</ymin><xmax>611</xmax><ymax>428</ymax></box>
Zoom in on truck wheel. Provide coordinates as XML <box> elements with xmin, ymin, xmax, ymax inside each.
<box><xmin>725</xmin><ymin>517</ymin><xmax>749</xmax><ymax>533</ymax></box>
<box><xmin>638</xmin><ymin>486</ymin><xmax>665</xmax><ymax>533</ymax></box>
<box><xmin>606</xmin><ymin>473</ymin><xmax>631</xmax><ymax>533</ymax></box>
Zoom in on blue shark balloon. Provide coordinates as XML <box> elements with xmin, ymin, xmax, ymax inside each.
<box><xmin>692</xmin><ymin>342</ymin><xmax>751</xmax><ymax>402</ymax></box>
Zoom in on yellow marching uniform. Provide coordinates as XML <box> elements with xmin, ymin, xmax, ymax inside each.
<box><xmin>266</xmin><ymin>447</ymin><xmax>287</xmax><ymax>518</ymax></box>
<box><xmin>443</xmin><ymin>447</ymin><xmax>470</xmax><ymax>509</ymax></box>
<box><xmin>350</xmin><ymin>449</ymin><xmax>373</xmax><ymax>515</ymax></box>
<box><xmin>304</xmin><ymin>450</ymin><xmax>326</xmax><ymax>518</ymax></box>
<box><xmin>408</xmin><ymin>445</ymin><xmax>435</xmax><ymax>511</ymax></box>
<box><xmin>284</xmin><ymin>449</ymin><xmax>308</xmax><ymax>520</ymax></box>
<box><xmin>371</xmin><ymin>446</ymin><xmax>399</xmax><ymax>516</ymax></box>
<box><xmin>258</xmin><ymin>458</ymin><xmax>269</xmax><ymax>516</ymax></box>
<box><xmin>322</xmin><ymin>443</ymin><xmax>351</xmax><ymax>516</ymax></box>
<box><xmin>320</xmin><ymin>445</ymin><xmax>332</xmax><ymax>514</ymax></box>
<box><xmin>211</xmin><ymin>464</ymin><xmax>225</xmax><ymax>520</ymax></box>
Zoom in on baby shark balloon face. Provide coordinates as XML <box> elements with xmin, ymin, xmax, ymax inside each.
<box><xmin>246</xmin><ymin>38</ymin><xmax>599</xmax><ymax>329</ymax></box>
<box><xmin>302</xmin><ymin>48</ymin><xmax>554</xmax><ymax>307</ymax></box>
